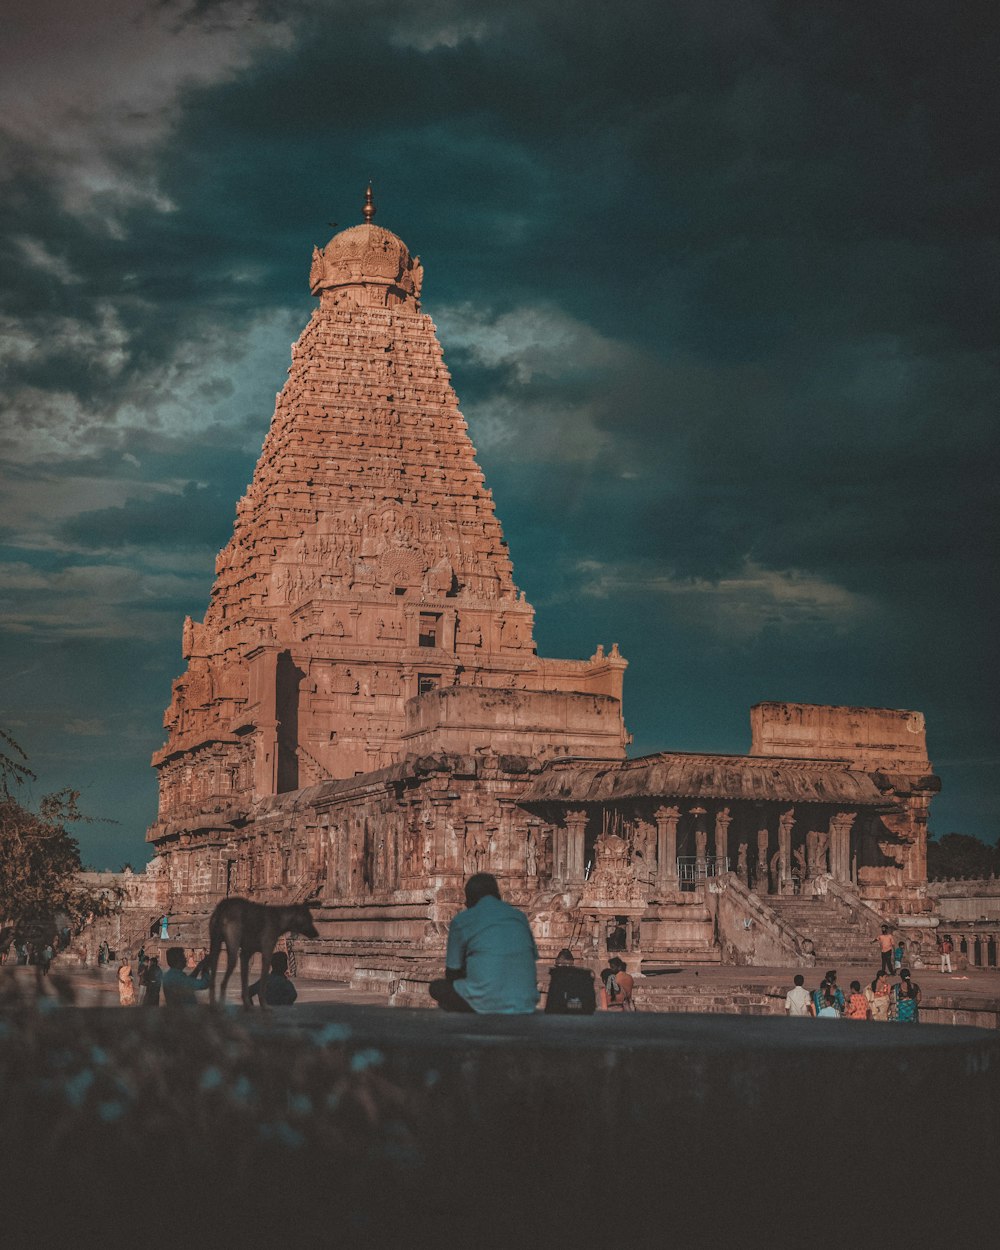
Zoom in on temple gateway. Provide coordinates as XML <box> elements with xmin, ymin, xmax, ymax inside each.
<box><xmin>146</xmin><ymin>191</ymin><xmax>941</xmax><ymax>991</ymax></box>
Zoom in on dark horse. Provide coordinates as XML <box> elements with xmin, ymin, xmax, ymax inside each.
<box><xmin>205</xmin><ymin>898</ymin><xmax>318</xmax><ymax>1009</ymax></box>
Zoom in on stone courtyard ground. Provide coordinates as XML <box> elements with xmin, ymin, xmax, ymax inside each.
<box><xmin>2</xmin><ymin>962</ymin><xmax>997</xmax><ymax>1247</ymax></box>
<box><xmin>31</xmin><ymin>960</ymin><xmax>1000</xmax><ymax>1027</ymax></box>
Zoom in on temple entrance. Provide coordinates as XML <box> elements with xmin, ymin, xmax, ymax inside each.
<box><xmin>276</xmin><ymin>650</ymin><xmax>304</xmax><ymax>793</ymax></box>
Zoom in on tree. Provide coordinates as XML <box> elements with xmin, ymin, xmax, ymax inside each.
<box><xmin>0</xmin><ymin>733</ymin><xmax>120</xmax><ymax>945</ymax></box>
<box><xmin>926</xmin><ymin>832</ymin><xmax>1000</xmax><ymax>881</ymax></box>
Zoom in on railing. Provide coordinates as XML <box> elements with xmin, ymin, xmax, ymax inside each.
<box><xmin>677</xmin><ymin>856</ymin><xmax>729</xmax><ymax>883</ymax></box>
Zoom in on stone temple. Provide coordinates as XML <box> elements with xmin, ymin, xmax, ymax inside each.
<box><xmin>145</xmin><ymin>190</ymin><xmax>941</xmax><ymax>991</ymax></box>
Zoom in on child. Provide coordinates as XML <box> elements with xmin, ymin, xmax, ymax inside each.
<box><xmin>845</xmin><ymin>980</ymin><xmax>871</xmax><ymax>1019</ymax></box>
<box><xmin>893</xmin><ymin>940</ymin><xmax>905</xmax><ymax>973</ymax></box>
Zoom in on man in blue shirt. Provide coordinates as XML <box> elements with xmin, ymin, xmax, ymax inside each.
<box><xmin>429</xmin><ymin>873</ymin><xmax>539</xmax><ymax>1014</ymax></box>
<box><xmin>161</xmin><ymin>946</ymin><xmax>211</xmax><ymax>1006</ymax></box>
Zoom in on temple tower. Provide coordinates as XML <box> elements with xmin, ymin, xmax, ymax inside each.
<box><xmin>150</xmin><ymin>191</ymin><xmax>628</xmax><ymax>840</ymax></box>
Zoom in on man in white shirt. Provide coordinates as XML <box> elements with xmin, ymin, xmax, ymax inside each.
<box><xmin>784</xmin><ymin>972</ymin><xmax>813</xmax><ymax>1017</ymax></box>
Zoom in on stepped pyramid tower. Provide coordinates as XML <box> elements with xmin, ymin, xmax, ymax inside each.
<box><xmin>149</xmin><ymin>189</ymin><xmax>628</xmax><ymax>901</ymax></box>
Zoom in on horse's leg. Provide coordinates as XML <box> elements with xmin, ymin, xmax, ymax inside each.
<box><xmin>239</xmin><ymin>949</ymin><xmax>252</xmax><ymax>1010</ymax></box>
<box><xmin>257</xmin><ymin>938</ymin><xmax>276</xmax><ymax>1012</ymax></box>
<box><xmin>206</xmin><ymin>931</ymin><xmax>223</xmax><ymax>1005</ymax></box>
<box><xmin>218</xmin><ymin>941</ymin><xmax>237</xmax><ymax>1005</ymax></box>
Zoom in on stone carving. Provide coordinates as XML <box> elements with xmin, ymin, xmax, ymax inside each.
<box><xmin>525</xmin><ymin>830</ymin><xmax>538</xmax><ymax>877</ymax></box>
<box><xmin>457</xmin><ymin>619</ymin><xmax>483</xmax><ymax>647</ymax></box>
<box><xmin>583</xmin><ymin>831</ymin><xmax>646</xmax><ymax>906</ymax></box>
<box><xmin>737</xmin><ymin>842</ymin><xmax>749</xmax><ymax>882</ymax></box>
<box><xmin>425</xmin><ymin>557</ymin><xmax>454</xmax><ymax>596</ymax></box>
<box><xmin>806</xmin><ymin>830</ymin><xmax>830</xmax><ymax>878</ymax></box>
<box><xmin>463</xmin><ymin>823</ymin><xmax>486</xmax><ymax>873</ymax></box>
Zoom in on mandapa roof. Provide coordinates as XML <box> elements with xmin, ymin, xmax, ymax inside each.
<box><xmin>518</xmin><ymin>751</ymin><xmax>892</xmax><ymax>808</ymax></box>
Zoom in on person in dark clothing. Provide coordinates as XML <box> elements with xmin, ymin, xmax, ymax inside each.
<box><xmin>140</xmin><ymin>955</ymin><xmax>162</xmax><ymax>1006</ymax></box>
<box><xmin>248</xmin><ymin>951</ymin><xmax>298</xmax><ymax>1006</ymax></box>
<box><xmin>544</xmin><ymin>949</ymin><xmax>596</xmax><ymax>1015</ymax></box>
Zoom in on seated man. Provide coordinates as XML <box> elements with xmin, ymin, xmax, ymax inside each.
<box><xmin>544</xmin><ymin>948</ymin><xmax>596</xmax><ymax>1015</ymax></box>
<box><xmin>248</xmin><ymin>951</ymin><xmax>298</xmax><ymax>1006</ymax></box>
<box><xmin>429</xmin><ymin>873</ymin><xmax>539</xmax><ymax>1015</ymax></box>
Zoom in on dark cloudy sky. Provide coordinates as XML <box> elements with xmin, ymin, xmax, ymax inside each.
<box><xmin>2</xmin><ymin>0</ymin><xmax>998</xmax><ymax>869</ymax></box>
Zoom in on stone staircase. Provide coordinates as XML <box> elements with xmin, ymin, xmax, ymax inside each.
<box><xmin>765</xmin><ymin>895</ymin><xmax>875</xmax><ymax>964</ymax></box>
<box><xmin>636</xmin><ymin>980</ymin><xmax>780</xmax><ymax>1016</ymax></box>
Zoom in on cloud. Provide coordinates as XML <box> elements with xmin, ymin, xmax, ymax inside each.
<box><xmin>573</xmin><ymin>557</ymin><xmax>865</xmax><ymax>638</ymax></box>
<box><xmin>438</xmin><ymin>301</ymin><xmax>649</xmax><ymax>464</ymax></box>
<box><xmin>0</xmin><ymin>0</ymin><xmax>292</xmax><ymax>223</ymax></box>
<box><xmin>0</xmin><ymin>0</ymin><xmax>997</xmax><ymax>857</ymax></box>
<box><xmin>0</xmin><ymin>305</ymin><xmax>300</xmax><ymax>470</ymax></box>
<box><xmin>0</xmin><ymin>560</ymin><xmax>208</xmax><ymax>641</ymax></box>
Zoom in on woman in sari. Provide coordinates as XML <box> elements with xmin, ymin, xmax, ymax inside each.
<box><xmin>890</xmin><ymin>969</ymin><xmax>921</xmax><ymax>1023</ymax></box>
<box><xmin>865</xmin><ymin>970</ymin><xmax>892</xmax><ymax>1021</ymax></box>
<box><xmin>117</xmin><ymin>956</ymin><xmax>136</xmax><ymax>1006</ymax></box>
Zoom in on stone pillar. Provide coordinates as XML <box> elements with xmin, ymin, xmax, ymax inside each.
<box><xmin>777</xmin><ymin>807</ymin><xmax>794</xmax><ymax>893</ymax></box>
<box><xmin>691</xmin><ymin>806</ymin><xmax>708</xmax><ymax>875</ymax></box>
<box><xmin>551</xmin><ymin>824</ymin><xmax>567</xmax><ymax>885</ymax></box>
<box><xmin>714</xmin><ymin>806</ymin><xmax>732</xmax><ymax>869</ymax></box>
<box><xmin>828</xmin><ymin>812</ymin><xmax>856</xmax><ymax>883</ymax></box>
<box><xmin>655</xmin><ymin>805</ymin><xmax>680</xmax><ymax>889</ymax></box>
<box><xmin>564</xmin><ymin>809</ymin><xmax>588</xmax><ymax>884</ymax></box>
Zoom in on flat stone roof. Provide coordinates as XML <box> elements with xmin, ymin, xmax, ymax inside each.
<box><xmin>521</xmin><ymin>750</ymin><xmax>892</xmax><ymax>806</ymax></box>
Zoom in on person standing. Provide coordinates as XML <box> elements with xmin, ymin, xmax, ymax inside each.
<box><xmin>784</xmin><ymin>973</ymin><xmax>813</xmax><ymax>1017</ymax></box>
<box><xmin>939</xmin><ymin>933</ymin><xmax>954</xmax><ymax>973</ymax></box>
<box><xmin>891</xmin><ymin>969</ymin><xmax>921</xmax><ymax>1023</ymax></box>
<box><xmin>893</xmin><ymin>940</ymin><xmax>905</xmax><ymax>974</ymax></box>
<box><xmin>874</xmin><ymin>926</ymin><xmax>895</xmax><ymax>975</ymax></box>
<box><xmin>814</xmin><ymin>971</ymin><xmax>844</xmax><ymax>1016</ymax></box>
<box><xmin>39</xmin><ymin>943</ymin><xmax>53</xmax><ymax>976</ymax></box>
<box><xmin>429</xmin><ymin>873</ymin><xmax>539</xmax><ymax>1014</ymax></box>
<box><xmin>140</xmin><ymin>955</ymin><xmax>162</xmax><ymax>1006</ymax></box>
<box><xmin>865</xmin><ymin>971</ymin><xmax>892</xmax><ymax>1021</ymax></box>
<box><xmin>117</xmin><ymin>957</ymin><xmax>136</xmax><ymax>1006</ymax></box>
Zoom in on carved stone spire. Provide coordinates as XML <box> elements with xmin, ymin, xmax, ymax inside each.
<box><xmin>362</xmin><ymin>182</ymin><xmax>375</xmax><ymax>224</ymax></box>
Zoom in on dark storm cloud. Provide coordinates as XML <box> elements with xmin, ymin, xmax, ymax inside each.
<box><xmin>60</xmin><ymin>479</ymin><xmax>235</xmax><ymax>550</ymax></box>
<box><xmin>1</xmin><ymin>0</ymin><xmax>998</xmax><ymax>863</ymax></box>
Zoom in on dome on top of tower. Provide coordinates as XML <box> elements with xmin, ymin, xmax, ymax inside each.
<box><xmin>309</xmin><ymin>185</ymin><xmax>423</xmax><ymax>305</ymax></box>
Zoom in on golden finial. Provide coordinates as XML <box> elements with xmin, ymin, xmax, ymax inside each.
<box><xmin>362</xmin><ymin>182</ymin><xmax>375</xmax><ymax>224</ymax></box>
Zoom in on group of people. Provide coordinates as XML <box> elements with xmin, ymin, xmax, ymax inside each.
<box><xmin>2</xmin><ymin>933</ymin><xmax>69</xmax><ymax>971</ymax></box>
<box><xmin>115</xmin><ymin>945</ymin><xmax>298</xmax><ymax>1007</ymax></box>
<box><xmin>785</xmin><ymin>966</ymin><xmax>922</xmax><ymax>1022</ymax></box>
<box><xmin>428</xmin><ymin>873</ymin><xmax>633</xmax><ymax>1016</ymax></box>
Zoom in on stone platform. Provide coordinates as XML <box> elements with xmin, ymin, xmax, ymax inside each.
<box><xmin>2</xmin><ymin>971</ymin><xmax>997</xmax><ymax>1245</ymax></box>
